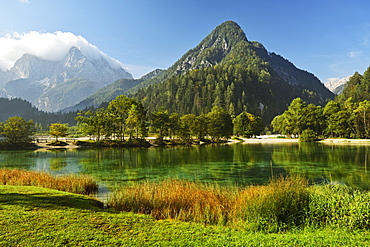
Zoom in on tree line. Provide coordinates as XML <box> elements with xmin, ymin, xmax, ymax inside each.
<box><xmin>271</xmin><ymin>97</ymin><xmax>370</xmax><ymax>139</ymax></box>
<box><xmin>76</xmin><ymin>95</ymin><xmax>264</xmax><ymax>144</ymax></box>
<box><xmin>0</xmin><ymin>94</ymin><xmax>264</xmax><ymax>147</ymax></box>
<box><xmin>272</xmin><ymin>67</ymin><xmax>370</xmax><ymax>139</ymax></box>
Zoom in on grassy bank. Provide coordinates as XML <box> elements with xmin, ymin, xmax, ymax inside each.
<box><xmin>0</xmin><ymin>170</ymin><xmax>369</xmax><ymax>246</ymax></box>
<box><xmin>108</xmin><ymin>177</ymin><xmax>370</xmax><ymax>232</ymax></box>
<box><xmin>1</xmin><ymin>185</ymin><xmax>369</xmax><ymax>246</ymax></box>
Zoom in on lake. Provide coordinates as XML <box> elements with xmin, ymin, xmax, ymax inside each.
<box><xmin>1</xmin><ymin>142</ymin><xmax>369</xmax><ymax>197</ymax></box>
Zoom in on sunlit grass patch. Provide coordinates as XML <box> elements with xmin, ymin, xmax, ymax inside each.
<box><xmin>0</xmin><ymin>168</ymin><xmax>98</xmax><ymax>195</ymax></box>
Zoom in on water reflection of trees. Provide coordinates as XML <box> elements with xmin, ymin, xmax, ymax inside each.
<box><xmin>76</xmin><ymin>144</ymin><xmax>289</xmax><ymax>188</ymax></box>
<box><xmin>3</xmin><ymin>143</ymin><xmax>366</xmax><ymax>191</ymax></box>
<box><xmin>0</xmin><ymin>150</ymin><xmax>38</xmax><ymax>170</ymax></box>
<box><xmin>270</xmin><ymin>143</ymin><xmax>370</xmax><ymax>189</ymax></box>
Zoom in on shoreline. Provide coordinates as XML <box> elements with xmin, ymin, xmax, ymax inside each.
<box><xmin>27</xmin><ymin>136</ymin><xmax>370</xmax><ymax>150</ymax></box>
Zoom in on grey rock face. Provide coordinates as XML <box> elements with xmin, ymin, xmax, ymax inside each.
<box><xmin>0</xmin><ymin>46</ymin><xmax>132</xmax><ymax>112</ymax></box>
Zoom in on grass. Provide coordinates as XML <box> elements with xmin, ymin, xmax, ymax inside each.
<box><xmin>0</xmin><ymin>170</ymin><xmax>369</xmax><ymax>245</ymax></box>
<box><xmin>107</xmin><ymin>179</ymin><xmax>235</xmax><ymax>225</ymax></box>
<box><xmin>0</xmin><ymin>168</ymin><xmax>98</xmax><ymax>195</ymax></box>
<box><xmin>1</xmin><ymin>185</ymin><xmax>369</xmax><ymax>246</ymax></box>
<box><xmin>108</xmin><ymin>176</ymin><xmax>370</xmax><ymax>232</ymax></box>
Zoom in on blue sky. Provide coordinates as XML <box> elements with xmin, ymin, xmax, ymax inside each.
<box><xmin>0</xmin><ymin>0</ymin><xmax>370</xmax><ymax>81</ymax></box>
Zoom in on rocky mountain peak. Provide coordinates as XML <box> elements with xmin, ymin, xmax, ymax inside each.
<box><xmin>171</xmin><ymin>21</ymin><xmax>249</xmax><ymax>75</ymax></box>
<box><xmin>0</xmin><ymin>45</ymin><xmax>133</xmax><ymax>112</ymax></box>
<box><xmin>324</xmin><ymin>76</ymin><xmax>351</xmax><ymax>94</ymax></box>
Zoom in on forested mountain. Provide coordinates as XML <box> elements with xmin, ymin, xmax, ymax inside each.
<box><xmin>337</xmin><ymin>67</ymin><xmax>370</xmax><ymax>102</ymax></box>
<box><xmin>132</xmin><ymin>21</ymin><xmax>334</xmax><ymax>123</ymax></box>
<box><xmin>62</xmin><ymin>69</ymin><xmax>165</xmax><ymax>112</ymax></box>
<box><xmin>0</xmin><ymin>98</ymin><xmax>77</xmax><ymax>127</ymax></box>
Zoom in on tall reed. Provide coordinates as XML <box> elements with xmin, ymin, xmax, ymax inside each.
<box><xmin>307</xmin><ymin>184</ymin><xmax>370</xmax><ymax>229</ymax></box>
<box><xmin>231</xmin><ymin>176</ymin><xmax>309</xmax><ymax>231</ymax></box>
<box><xmin>0</xmin><ymin>168</ymin><xmax>98</xmax><ymax>195</ymax></box>
<box><xmin>106</xmin><ymin>177</ymin><xmax>370</xmax><ymax>231</ymax></box>
<box><xmin>108</xmin><ymin>179</ymin><xmax>236</xmax><ymax>225</ymax></box>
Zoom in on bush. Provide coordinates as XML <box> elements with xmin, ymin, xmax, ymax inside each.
<box><xmin>299</xmin><ymin>129</ymin><xmax>317</xmax><ymax>142</ymax></box>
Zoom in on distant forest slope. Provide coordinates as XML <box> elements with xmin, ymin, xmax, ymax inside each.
<box><xmin>0</xmin><ymin>98</ymin><xmax>77</xmax><ymax>127</ymax></box>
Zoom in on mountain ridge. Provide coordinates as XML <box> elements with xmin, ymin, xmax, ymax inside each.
<box><xmin>0</xmin><ymin>46</ymin><xmax>133</xmax><ymax>112</ymax></box>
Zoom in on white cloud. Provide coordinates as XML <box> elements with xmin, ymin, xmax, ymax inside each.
<box><xmin>0</xmin><ymin>31</ymin><xmax>123</xmax><ymax>71</ymax></box>
<box><xmin>349</xmin><ymin>51</ymin><xmax>363</xmax><ymax>58</ymax></box>
<box><xmin>18</xmin><ymin>0</ymin><xmax>30</xmax><ymax>3</ymax></box>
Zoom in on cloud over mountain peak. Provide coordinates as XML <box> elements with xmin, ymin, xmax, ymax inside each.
<box><xmin>0</xmin><ymin>31</ymin><xmax>123</xmax><ymax>71</ymax></box>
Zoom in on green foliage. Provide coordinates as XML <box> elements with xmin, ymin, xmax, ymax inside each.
<box><xmin>48</xmin><ymin>123</ymin><xmax>69</xmax><ymax>141</ymax></box>
<box><xmin>150</xmin><ymin>110</ymin><xmax>170</xmax><ymax>143</ymax></box>
<box><xmin>76</xmin><ymin>95</ymin><xmax>147</xmax><ymax>141</ymax></box>
<box><xmin>0</xmin><ymin>98</ymin><xmax>78</xmax><ymax>129</ymax></box>
<box><xmin>307</xmin><ymin>184</ymin><xmax>370</xmax><ymax>229</ymax></box>
<box><xmin>339</xmin><ymin>68</ymin><xmax>370</xmax><ymax>102</ymax></box>
<box><xmin>275</xmin><ymin>94</ymin><xmax>370</xmax><ymax>139</ymax></box>
<box><xmin>233</xmin><ymin>111</ymin><xmax>264</xmax><ymax>138</ymax></box>
<box><xmin>108</xmin><ymin>177</ymin><xmax>370</xmax><ymax>232</ymax></box>
<box><xmin>271</xmin><ymin>98</ymin><xmax>324</xmax><ymax>137</ymax></box>
<box><xmin>206</xmin><ymin>106</ymin><xmax>233</xmax><ymax>142</ymax></box>
<box><xmin>0</xmin><ymin>116</ymin><xmax>35</xmax><ymax>145</ymax></box>
<box><xmin>233</xmin><ymin>176</ymin><xmax>309</xmax><ymax>231</ymax></box>
<box><xmin>299</xmin><ymin>129</ymin><xmax>317</xmax><ymax>142</ymax></box>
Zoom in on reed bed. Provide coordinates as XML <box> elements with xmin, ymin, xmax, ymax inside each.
<box><xmin>307</xmin><ymin>184</ymin><xmax>370</xmax><ymax>229</ymax></box>
<box><xmin>107</xmin><ymin>176</ymin><xmax>370</xmax><ymax>231</ymax></box>
<box><xmin>0</xmin><ymin>168</ymin><xmax>98</xmax><ymax>195</ymax></box>
<box><xmin>107</xmin><ymin>179</ymin><xmax>237</xmax><ymax>225</ymax></box>
<box><xmin>231</xmin><ymin>176</ymin><xmax>309</xmax><ymax>231</ymax></box>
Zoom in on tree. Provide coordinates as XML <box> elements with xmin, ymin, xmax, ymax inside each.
<box><xmin>190</xmin><ymin>114</ymin><xmax>208</xmax><ymax>142</ymax></box>
<box><xmin>150</xmin><ymin>110</ymin><xmax>170</xmax><ymax>142</ymax></box>
<box><xmin>206</xmin><ymin>106</ymin><xmax>233</xmax><ymax>142</ymax></box>
<box><xmin>125</xmin><ymin>103</ymin><xmax>147</xmax><ymax>140</ymax></box>
<box><xmin>178</xmin><ymin>114</ymin><xmax>196</xmax><ymax>143</ymax></box>
<box><xmin>75</xmin><ymin>108</ymin><xmax>110</xmax><ymax>141</ymax></box>
<box><xmin>107</xmin><ymin>95</ymin><xmax>138</xmax><ymax>141</ymax></box>
<box><xmin>354</xmin><ymin>100</ymin><xmax>370</xmax><ymax>138</ymax></box>
<box><xmin>284</xmin><ymin>98</ymin><xmax>307</xmax><ymax>136</ymax></box>
<box><xmin>233</xmin><ymin>112</ymin><xmax>264</xmax><ymax>138</ymax></box>
<box><xmin>168</xmin><ymin>113</ymin><xmax>180</xmax><ymax>140</ymax></box>
<box><xmin>48</xmin><ymin>123</ymin><xmax>69</xmax><ymax>141</ymax></box>
<box><xmin>0</xmin><ymin>116</ymin><xmax>35</xmax><ymax>145</ymax></box>
<box><xmin>323</xmin><ymin>100</ymin><xmax>352</xmax><ymax>138</ymax></box>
